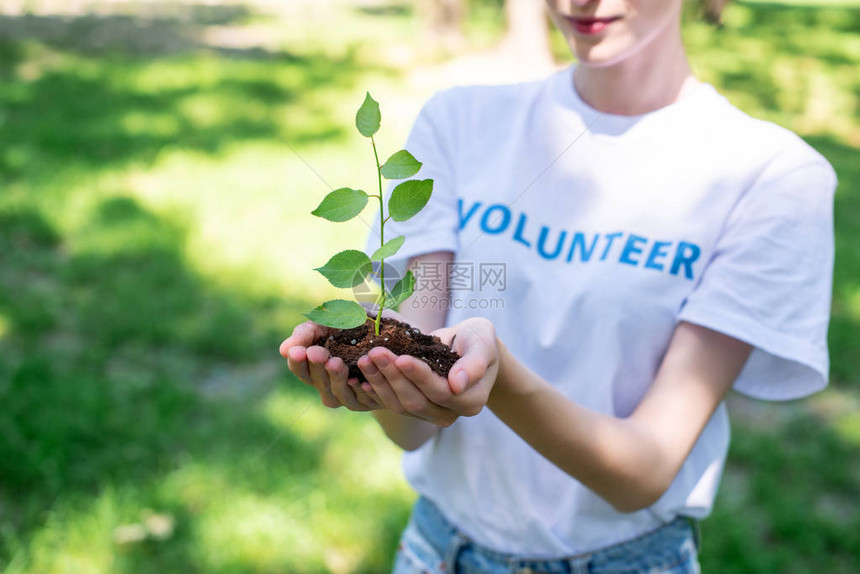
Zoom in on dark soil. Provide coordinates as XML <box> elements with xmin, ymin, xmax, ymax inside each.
<box><xmin>313</xmin><ymin>315</ymin><xmax>460</xmax><ymax>383</ymax></box>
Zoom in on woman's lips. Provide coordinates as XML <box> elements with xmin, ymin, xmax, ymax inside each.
<box><xmin>567</xmin><ymin>16</ymin><xmax>621</xmax><ymax>35</ymax></box>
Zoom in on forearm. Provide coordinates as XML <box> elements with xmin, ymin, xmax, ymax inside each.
<box><xmin>371</xmin><ymin>410</ymin><xmax>439</xmax><ymax>451</ymax></box>
<box><xmin>489</xmin><ymin>323</ymin><xmax>751</xmax><ymax>513</ymax></box>
<box><xmin>486</xmin><ymin>340</ymin><xmax>670</xmax><ymax>512</ymax></box>
<box><xmin>370</xmin><ymin>251</ymin><xmax>453</xmax><ymax>451</ymax></box>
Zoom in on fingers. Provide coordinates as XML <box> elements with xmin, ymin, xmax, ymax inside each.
<box><xmin>446</xmin><ymin>318</ymin><xmax>496</xmax><ymax>394</ymax></box>
<box><xmin>279</xmin><ymin>321</ymin><xmax>327</xmax><ymax>358</ymax></box>
<box><xmin>350</xmin><ymin>378</ymin><xmax>382</xmax><ymax>410</ymax></box>
<box><xmin>429</xmin><ymin>326</ymin><xmax>456</xmax><ymax>348</ymax></box>
<box><xmin>284</xmin><ymin>336</ymin><xmax>381</xmax><ymax>411</ymax></box>
<box><xmin>281</xmin><ymin>322</ymin><xmax>337</xmax><ymax>409</ymax></box>
<box><xmin>397</xmin><ymin>354</ymin><xmax>483</xmax><ymax>417</ymax></box>
<box><xmin>448</xmin><ymin>352</ymin><xmax>488</xmax><ymax>395</ymax></box>
<box><xmin>306</xmin><ymin>345</ymin><xmax>330</xmax><ymax>383</ymax></box>
<box><xmin>282</xmin><ymin>326</ymin><xmax>386</xmax><ymax>412</ymax></box>
<box><xmin>365</xmin><ymin>348</ymin><xmax>458</xmax><ymax>427</ymax></box>
<box><xmin>327</xmin><ymin>356</ymin><xmax>376</xmax><ymax>412</ymax></box>
<box><xmin>306</xmin><ymin>345</ymin><xmax>340</xmax><ymax>408</ymax></box>
<box><xmin>428</xmin><ymin>324</ymin><xmax>484</xmax><ymax>394</ymax></box>
<box><xmin>281</xmin><ymin>317</ymin><xmax>497</xmax><ymax>419</ymax></box>
<box><xmin>395</xmin><ymin>355</ymin><xmax>449</xmax><ymax>405</ymax></box>
<box><xmin>286</xmin><ymin>346</ymin><xmax>311</xmax><ymax>383</ymax></box>
<box><xmin>358</xmin><ymin>353</ymin><xmax>406</xmax><ymax>413</ymax></box>
<box><xmin>360</xmin><ymin>381</ymin><xmax>380</xmax><ymax>402</ymax></box>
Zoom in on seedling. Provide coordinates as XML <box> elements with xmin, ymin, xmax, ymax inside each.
<box><xmin>304</xmin><ymin>93</ymin><xmax>433</xmax><ymax>336</ymax></box>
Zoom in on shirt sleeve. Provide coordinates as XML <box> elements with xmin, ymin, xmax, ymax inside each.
<box><xmin>363</xmin><ymin>90</ymin><xmax>460</xmax><ymax>282</ymax></box>
<box><xmin>677</xmin><ymin>155</ymin><xmax>837</xmax><ymax>401</ymax></box>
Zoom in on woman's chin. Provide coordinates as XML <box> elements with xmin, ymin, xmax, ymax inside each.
<box><xmin>575</xmin><ymin>52</ymin><xmax>630</xmax><ymax>69</ymax></box>
<box><xmin>569</xmin><ymin>40</ymin><xmax>636</xmax><ymax>68</ymax></box>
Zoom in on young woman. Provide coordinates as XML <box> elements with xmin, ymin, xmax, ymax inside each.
<box><xmin>281</xmin><ymin>1</ymin><xmax>837</xmax><ymax>571</ymax></box>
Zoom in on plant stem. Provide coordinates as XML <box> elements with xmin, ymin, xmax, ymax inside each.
<box><xmin>371</xmin><ymin>136</ymin><xmax>384</xmax><ymax>336</ymax></box>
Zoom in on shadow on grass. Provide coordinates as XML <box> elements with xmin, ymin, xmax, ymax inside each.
<box><xmin>0</xmin><ymin>1</ymin><xmax>856</xmax><ymax>571</ymax></box>
<box><xmin>688</xmin><ymin>1</ymin><xmax>860</xmax><ymax>127</ymax></box>
<box><xmin>0</xmin><ymin>40</ymin><xmax>374</xmax><ymax>181</ymax></box>
<box><xmin>806</xmin><ymin>134</ymin><xmax>860</xmax><ymax>388</ymax></box>
<box><xmin>0</xmin><ymin>197</ymin><xmax>299</xmax><ymax>500</ymax></box>
<box><xmin>703</xmin><ymin>411</ymin><xmax>860</xmax><ymax>572</ymax></box>
<box><xmin>0</xmin><ymin>199</ymin><xmax>407</xmax><ymax>572</ymax></box>
<box><xmin>0</xmin><ymin>9</ymin><xmax>413</xmax><ymax>567</ymax></box>
<box><xmin>0</xmin><ymin>3</ymin><xmax>263</xmax><ymax>58</ymax></box>
<box><xmin>355</xmin><ymin>3</ymin><xmax>414</xmax><ymax>18</ymax></box>
<box><xmin>690</xmin><ymin>1</ymin><xmax>860</xmax><ymax>391</ymax></box>
<box><xmin>731</xmin><ymin>1</ymin><xmax>860</xmax><ymax>66</ymax></box>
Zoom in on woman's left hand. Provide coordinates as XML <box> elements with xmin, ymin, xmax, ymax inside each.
<box><xmin>358</xmin><ymin>317</ymin><xmax>500</xmax><ymax>425</ymax></box>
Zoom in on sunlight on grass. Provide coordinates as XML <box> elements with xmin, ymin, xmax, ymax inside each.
<box><xmin>684</xmin><ymin>1</ymin><xmax>860</xmax><ymax>145</ymax></box>
<box><xmin>157</xmin><ymin>461</ymin><xmax>334</xmax><ymax>571</ymax></box>
<box><xmin>263</xmin><ymin>390</ymin><xmax>330</xmax><ymax>440</ymax></box>
<box><xmin>120</xmin><ymin>110</ymin><xmax>182</xmax><ymax>138</ymax></box>
<box><xmin>744</xmin><ymin>0</ymin><xmax>860</xmax><ymax>5</ymax></box>
<box><xmin>9</xmin><ymin>488</ymin><xmax>130</xmax><ymax>574</ymax></box>
<box><xmin>114</xmin><ymin>89</ymin><xmax>418</xmax><ymax>302</ymax></box>
<box><xmin>834</xmin><ymin>412</ymin><xmax>860</xmax><ymax>446</ymax></box>
<box><xmin>847</xmin><ymin>289</ymin><xmax>860</xmax><ymax>323</ymax></box>
<box><xmin>121</xmin><ymin>142</ymin><xmax>371</xmax><ymax>299</ymax></box>
<box><xmin>262</xmin><ymin>390</ymin><xmax>412</xmax><ymax>498</ymax></box>
<box><xmin>6</xmin><ymin>44</ymin><xmax>417</xmax><ymax>303</ymax></box>
<box><xmin>811</xmin><ymin>387</ymin><xmax>860</xmax><ymax>446</ymax></box>
<box><xmin>0</xmin><ymin>314</ymin><xmax>10</xmax><ymax>340</ymax></box>
<box><xmin>196</xmin><ymin>492</ymin><xmax>323</xmax><ymax>571</ymax></box>
<box><xmin>152</xmin><ymin>407</ymin><xmax>411</xmax><ymax>573</ymax></box>
<box><xmin>1</xmin><ymin>1</ymin><xmax>858</xmax><ymax>572</ymax></box>
<box><xmin>279</xmin><ymin>1</ymin><xmax>420</xmax><ymax>61</ymax></box>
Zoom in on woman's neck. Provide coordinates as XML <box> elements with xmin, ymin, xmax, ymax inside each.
<box><xmin>573</xmin><ymin>25</ymin><xmax>698</xmax><ymax>116</ymax></box>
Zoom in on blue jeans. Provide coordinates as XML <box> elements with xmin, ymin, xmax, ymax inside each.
<box><xmin>393</xmin><ymin>497</ymin><xmax>701</xmax><ymax>574</ymax></box>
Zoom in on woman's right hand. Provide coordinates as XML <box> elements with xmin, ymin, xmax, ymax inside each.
<box><xmin>279</xmin><ymin>321</ymin><xmax>382</xmax><ymax>412</ymax></box>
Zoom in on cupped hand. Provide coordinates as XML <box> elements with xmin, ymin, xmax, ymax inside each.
<box><xmin>279</xmin><ymin>321</ymin><xmax>382</xmax><ymax>411</ymax></box>
<box><xmin>358</xmin><ymin>317</ymin><xmax>500</xmax><ymax>425</ymax></box>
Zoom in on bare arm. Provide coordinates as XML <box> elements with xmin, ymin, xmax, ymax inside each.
<box><xmin>487</xmin><ymin>321</ymin><xmax>752</xmax><ymax>512</ymax></box>
<box><xmin>370</xmin><ymin>251</ymin><xmax>454</xmax><ymax>450</ymax></box>
<box><xmin>350</xmin><ymin>316</ymin><xmax>752</xmax><ymax>511</ymax></box>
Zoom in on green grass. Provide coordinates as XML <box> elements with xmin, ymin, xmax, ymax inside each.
<box><xmin>703</xmin><ymin>409</ymin><xmax>860</xmax><ymax>573</ymax></box>
<box><xmin>679</xmin><ymin>3</ymin><xmax>860</xmax><ymax>571</ymax></box>
<box><xmin>0</xmin><ymin>1</ymin><xmax>858</xmax><ymax>572</ymax></box>
<box><xmin>0</xmin><ymin>4</ymin><xmax>418</xmax><ymax>572</ymax></box>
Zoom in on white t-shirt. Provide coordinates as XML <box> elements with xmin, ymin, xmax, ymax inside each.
<box><xmin>364</xmin><ymin>64</ymin><xmax>837</xmax><ymax>556</ymax></box>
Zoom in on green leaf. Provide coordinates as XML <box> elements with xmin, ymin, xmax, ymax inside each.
<box><xmin>380</xmin><ymin>150</ymin><xmax>422</xmax><ymax>179</ymax></box>
<box><xmin>355</xmin><ymin>92</ymin><xmax>381</xmax><ymax>138</ymax></box>
<box><xmin>370</xmin><ymin>235</ymin><xmax>405</xmax><ymax>261</ymax></box>
<box><xmin>304</xmin><ymin>299</ymin><xmax>368</xmax><ymax>329</ymax></box>
<box><xmin>388</xmin><ymin>179</ymin><xmax>433</xmax><ymax>222</ymax></box>
<box><xmin>384</xmin><ymin>271</ymin><xmax>415</xmax><ymax>309</ymax></box>
<box><xmin>314</xmin><ymin>250</ymin><xmax>372</xmax><ymax>288</ymax></box>
<box><xmin>311</xmin><ymin>187</ymin><xmax>369</xmax><ymax>222</ymax></box>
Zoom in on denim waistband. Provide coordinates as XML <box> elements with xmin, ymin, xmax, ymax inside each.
<box><xmin>411</xmin><ymin>496</ymin><xmax>699</xmax><ymax>573</ymax></box>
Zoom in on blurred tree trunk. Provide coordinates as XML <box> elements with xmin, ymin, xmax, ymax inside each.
<box><xmin>499</xmin><ymin>0</ymin><xmax>553</xmax><ymax>68</ymax></box>
<box><xmin>702</xmin><ymin>0</ymin><xmax>729</xmax><ymax>24</ymax></box>
<box><xmin>417</xmin><ymin>0</ymin><xmax>466</xmax><ymax>52</ymax></box>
